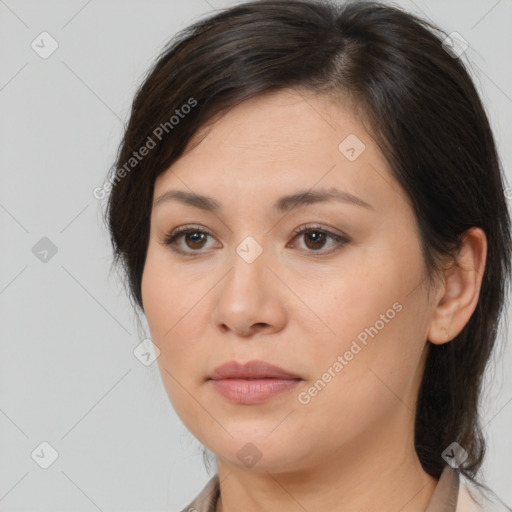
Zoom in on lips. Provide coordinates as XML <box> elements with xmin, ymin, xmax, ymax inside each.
<box><xmin>209</xmin><ymin>360</ymin><xmax>301</xmax><ymax>380</ymax></box>
<box><xmin>208</xmin><ymin>360</ymin><xmax>303</xmax><ymax>404</ymax></box>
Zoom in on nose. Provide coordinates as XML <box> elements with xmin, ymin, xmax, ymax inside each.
<box><xmin>211</xmin><ymin>239</ymin><xmax>288</xmax><ymax>338</ymax></box>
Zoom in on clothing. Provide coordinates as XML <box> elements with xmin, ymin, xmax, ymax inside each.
<box><xmin>179</xmin><ymin>465</ymin><xmax>511</xmax><ymax>512</ymax></box>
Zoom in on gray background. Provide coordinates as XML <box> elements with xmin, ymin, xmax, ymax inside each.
<box><xmin>1</xmin><ymin>0</ymin><xmax>511</xmax><ymax>510</ymax></box>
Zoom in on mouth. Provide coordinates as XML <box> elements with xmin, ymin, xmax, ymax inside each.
<box><xmin>208</xmin><ymin>360</ymin><xmax>303</xmax><ymax>405</ymax></box>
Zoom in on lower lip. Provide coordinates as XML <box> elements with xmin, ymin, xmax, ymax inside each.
<box><xmin>209</xmin><ymin>378</ymin><xmax>302</xmax><ymax>404</ymax></box>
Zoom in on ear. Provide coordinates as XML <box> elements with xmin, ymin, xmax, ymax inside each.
<box><xmin>427</xmin><ymin>227</ymin><xmax>487</xmax><ymax>345</ymax></box>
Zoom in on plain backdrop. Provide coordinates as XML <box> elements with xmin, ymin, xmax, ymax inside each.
<box><xmin>1</xmin><ymin>0</ymin><xmax>511</xmax><ymax>510</ymax></box>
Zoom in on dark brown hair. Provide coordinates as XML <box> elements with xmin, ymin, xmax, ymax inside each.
<box><xmin>105</xmin><ymin>0</ymin><xmax>512</xmax><ymax>482</ymax></box>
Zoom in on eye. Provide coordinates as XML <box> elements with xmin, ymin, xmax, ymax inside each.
<box><xmin>161</xmin><ymin>225</ymin><xmax>217</xmax><ymax>255</ymax></box>
<box><xmin>160</xmin><ymin>223</ymin><xmax>350</xmax><ymax>256</ymax></box>
<box><xmin>287</xmin><ymin>223</ymin><xmax>350</xmax><ymax>255</ymax></box>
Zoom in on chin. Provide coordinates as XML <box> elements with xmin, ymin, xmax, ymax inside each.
<box><xmin>206</xmin><ymin>434</ymin><xmax>307</xmax><ymax>473</ymax></box>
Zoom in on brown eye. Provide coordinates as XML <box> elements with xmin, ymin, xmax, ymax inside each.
<box><xmin>162</xmin><ymin>224</ymin><xmax>349</xmax><ymax>257</ymax></box>
<box><xmin>162</xmin><ymin>226</ymin><xmax>217</xmax><ymax>255</ymax></box>
<box><xmin>289</xmin><ymin>224</ymin><xmax>350</xmax><ymax>256</ymax></box>
<box><xmin>183</xmin><ymin>231</ymin><xmax>208</xmax><ymax>249</ymax></box>
<box><xmin>303</xmin><ymin>230</ymin><xmax>328</xmax><ymax>250</ymax></box>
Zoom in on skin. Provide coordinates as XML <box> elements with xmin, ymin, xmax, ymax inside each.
<box><xmin>141</xmin><ymin>88</ymin><xmax>487</xmax><ymax>512</ymax></box>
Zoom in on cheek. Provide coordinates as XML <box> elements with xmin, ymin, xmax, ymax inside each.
<box><xmin>141</xmin><ymin>250</ymin><xmax>209</xmax><ymax>381</ymax></box>
<box><xmin>297</xmin><ymin>252</ymin><xmax>428</xmax><ymax>403</ymax></box>
<box><xmin>318</xmin><ymin>236</ymin><xmax>427</xmax><ymax>343</ymax></box>
<box><xmin>141</xmin><ymin>260</ymin><xmax>170</xmax><ymax>339</ymax></box>
<box><xmin>141</xmin><ymin>258</ymin><xmax>205</xmax><ymax>421</ymax></box>
<box><xmin>141</xmin><ymin>253</ymin><xmax>185</xmax><ymax>369</ymax></box>
<box><xmin>141</xmin><ymin>245</ymin><xmax>192</xmax><ymax>339</ymax></box>
<box><xmin>297</xmin><ymin>261</ymin><xmax>396</xmax><ymax>349</ymax></box>
<box><xmin>296</xmin><ymin>306</ymin><xmax>425</xmax><ymax>444</ymax></box>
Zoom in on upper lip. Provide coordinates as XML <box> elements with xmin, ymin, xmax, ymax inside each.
<box><xmin>209</xmin><ymin>360</ymin><xmax>302</xmax><ymax>380</ymax></box>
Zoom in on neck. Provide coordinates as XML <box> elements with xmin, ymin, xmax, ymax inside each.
<box><xmin>215</xmin><ymin>417</ymin><xmax>437</xmax><ymax>512</ymax></box>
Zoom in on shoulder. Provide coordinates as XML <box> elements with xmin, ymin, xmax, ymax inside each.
<box><xmin>457</xmin><ymin>474</ymin><xmax>511</xmax><ymax>512</ymax></box>
<box><xmin>178</xmin><ymin>474</ymin><xmax>220</xmax><ymax>512</ymax></box>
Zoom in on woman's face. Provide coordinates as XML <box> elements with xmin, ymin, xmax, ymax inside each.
<box><xmin>141</xmin><ymin>88</ymin><xmax>440</xmax><ymax>473</ymax></box>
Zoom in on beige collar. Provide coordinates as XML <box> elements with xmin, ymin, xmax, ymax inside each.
<box><xmin>181</xmin><ymin>465</ymin><xmax>509</xmax><ymax>512</ymax></box>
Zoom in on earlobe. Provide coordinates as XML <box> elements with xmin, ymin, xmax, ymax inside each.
<box><xmin>427</xmin><ymin>227</ymin><xmax>487</xmax><ymax>345</ymax></box>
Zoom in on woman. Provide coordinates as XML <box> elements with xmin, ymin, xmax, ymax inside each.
<box><xmin>104</xmin><ymin>1</ymin><xmax>512</xmax><ymax>510</ymax></box>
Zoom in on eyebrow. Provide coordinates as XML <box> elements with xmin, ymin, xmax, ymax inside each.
<box><xmin>154</xmin><ymin>187</ymin><xmax>374</xmax><ymax>213</ymax></box>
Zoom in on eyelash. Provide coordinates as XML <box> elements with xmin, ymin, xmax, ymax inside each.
<box><xmin>161</xmin><ymin>223</ymin><xmax>350</xmax><ymax>257</ymax></box>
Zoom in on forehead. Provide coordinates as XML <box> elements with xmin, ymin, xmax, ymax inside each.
<box><xmin>153</xmin><ymin>88</ymin><xmax>405</xmax><ymax>213</ymax></box>
<box><xmin>180</xmin><ymin>89</ymin><xmax>363</xmax><ymax>162</ymax></box>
